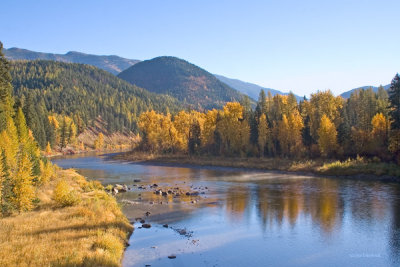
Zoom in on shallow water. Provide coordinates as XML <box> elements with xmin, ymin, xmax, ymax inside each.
<box><xmin>53</xmin><ymin>154</ymin><xmax>400</xmax><ymax>267</ymax></box>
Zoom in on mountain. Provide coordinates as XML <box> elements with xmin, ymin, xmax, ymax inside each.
<box><xmin>340</xmin><ymin>84</ymin><xmax>390</xmax><ymax>98</ymax></box>
<box><xmin>118</xmin><ymin>56</ymin><xmax>247</xmax><ymax>109</ymax></box>
<box><xmin>214</xmin><ymin>74</ymin><xmax>303</xmax><ymax>101</ymax></box>
<box><xmin>10</xmin><ymin>60</ymin><xmax>183</xmax><ymax>132</ymax></box>
<box><xmin>4</xmin><ymin>47</ymin><xmax>139</xmax><ymax>75</ymax></box>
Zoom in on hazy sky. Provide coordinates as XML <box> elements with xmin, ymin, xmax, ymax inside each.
<box><xmin>1</xmin><ymin>0</ymin><xmax>399</xmax><ymax>96</ymax></box>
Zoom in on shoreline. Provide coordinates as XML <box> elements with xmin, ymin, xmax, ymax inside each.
<box><xmin>114</xmin><ymin>152</ymin><xmax>400</xmax><ymax>183</ymax></box>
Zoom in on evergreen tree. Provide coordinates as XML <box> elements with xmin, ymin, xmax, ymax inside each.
<box><xmin>60</xmin><ymin>116</ymin><xmax>67</xmax><ymax>148</ymax></box>
<box><xmin>0</xmin><ymin>149</ymin><xmax>15</xmax><ymax>215</ymax></box>
<box><xmin>256</xmin><ymin>89</ymin><xmax>267</xmax><ymax>116</ymax></box>
<box><xmin>15</xmin><ymin>107</ymin><xmax>29</xmax><ymax>143</ymax></box>
<box><xmin>188</xmin><ymin>120</ymin><xmax>201</xmax><ymax>155</ymax></box>
<box><xmin>258</xmin><ymin>114</ymin><xmax>269</xmax><ymax>157</ymax></box>
<box><xmin>0</xmin><ymin>42</ymin><xmax>14</xmax><ymax>132</ymax></box>
<box><xmin>389</xmin><ymin>74</ymin><xmax>400</xmax><ymax>130</ymax></box>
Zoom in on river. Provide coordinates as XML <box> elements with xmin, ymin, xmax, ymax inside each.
<box><xmin>52</xmin><ymin>153</ymin><xmax>400</xmax><ymax>267</ymax></box>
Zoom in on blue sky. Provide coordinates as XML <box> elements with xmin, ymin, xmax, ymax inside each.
<box><xmin>1</xmin><ymin>0</ymin><xmax>399</xmax><ymax>96</ymax></box>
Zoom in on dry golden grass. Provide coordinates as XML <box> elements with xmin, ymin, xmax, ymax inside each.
<box><xmin>0</xmin><ymin>169</ymin><xmax>132</xmax><ymax>267</ymax></box>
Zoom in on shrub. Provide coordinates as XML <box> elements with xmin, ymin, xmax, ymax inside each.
<box><xmin>82</xmin><ymin>180</ymin><xmax>104</xmax><ymax>192</ymax></box>
<box><xmin>53</xmin><ymin>180</ymin><xmax>81</xmax><ymax>207</ymax></box>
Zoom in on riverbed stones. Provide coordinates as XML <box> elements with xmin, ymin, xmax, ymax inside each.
<box><xmin>142</xmin><ymin>223</ymin><xmax>151</xmax><ymax>228</ymax></box>
<box><xmin>113</xmin><ymin>184</ymin><xmax>128</xmax><ymax>193</ymax></box>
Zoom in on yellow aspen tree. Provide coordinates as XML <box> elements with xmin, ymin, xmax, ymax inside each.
<box><xmin>0</xmin><ymin>117</ymin><xmax>19</xmax><ymax>171</ymax></box>
<box><xmin>45</xmin><ymin>142</ymin><xmax>52</xmax><ymax>154</ymax></box>
<box><xmin>258</xmin><ymin>114</ymin><xmax>269</xmax><ymax>157</ymax></box>
<box><xmin>79</xmin><ymin>141</ymin><xmax>85</xmax><ymax>151</ymax></box>
<box><xmin>94</xmin><ymin>133</ymin><xmax>104</xmax><ymax>150</ymax></box>
<box><xmin>306</xmin><ymin>91</ymin><xmax>343</xmax><ymax>141</ymax></box>
<box><xmin>277</xmin><ymin>115</ymin><xmax>290</xmax><ymax>156</ymax></box>
<box><xmin>317</xmin><ymin>114</ymin><xmax>338</xmax><ymax>157</ymax></box>
<box><xmin>201</xmin><ymin>109</ymin><xmax>218</xmax><ymax>147</ymax></box>
<box><xmin>173</xmin><ymin>111</ymin><xmax>191</xmax><ymax>149</ymax></box>
<box><xmin>160</xmin><ymin>113</ymin><xmax>178</xmax><ymax>152</ymax></box>
<box><xmin>288</xmin><ymin>111</ymin><xmax>304</xmax><ymax>157</ymax></box>
<box><xmin>219</xmin><ymin>102</ymin><xmax>243</xmax><ymax>154</ymax></box>
<box><xmin>371</xmin><ymin>113</ymin><xmax>389</xmax><ymax>156</ymax></box>
<box><xmin>371</xmin><ymin>113</ymin><xmax>389</xmax><ymax>144</ymax></box>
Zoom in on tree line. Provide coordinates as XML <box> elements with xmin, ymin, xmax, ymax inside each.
<box><xmin>138</xmin><ymin>74</ymin><xmax>400</xmax><ymax>163</ymax></box>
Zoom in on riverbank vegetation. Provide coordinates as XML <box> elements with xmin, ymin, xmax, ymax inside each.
<box><xmin>134</xmin><ymin>73</ymin><xmax>400</xmax><ymax>177</ymax></box>
<box><xmin>0</xmin><ymin>168</ymin><xmax>132</xmax><ymax>267</ymax></box>
<box><xmin>0</xmin><ymin>42</ymin><xmax>131</xmax><ymax>266</ymax></box>
<box><xmin>119</xmin><ymin>152</ymin><xmax>400</xmax><ymax>179</ymax></box>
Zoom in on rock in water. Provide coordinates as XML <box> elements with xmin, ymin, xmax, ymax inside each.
<box><xmin>168</xmin><ymin>255</ymin><xmax>176</xmax><ymax>259</ymax></box>
<box><xmin>142</xmin><ymin>223</ymin><xmax>151</xmax><ymax>228</ymax></box>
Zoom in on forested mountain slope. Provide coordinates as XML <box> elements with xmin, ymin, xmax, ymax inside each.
<box><xmin>118</xmin><ymin>56</ymin><xmax>247</xmax><ymax>109</ymax></box>
<box><xmin>9</xmin><ymin>60</ymin><xmax>183</xmax><ymax>137</ymax></box>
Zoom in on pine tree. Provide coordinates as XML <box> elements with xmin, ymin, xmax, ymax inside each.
<box><xmin>60</xmin><ymin>116</ymin><xmax>67</xmax><ymax>148</ymax></box>
<box><xmin>188</xmin><ymin>120</ymin><xmax>201</xmax><ymax>155</ymax></box>
<box><xmin>258</xmin><ymin>114</ymin><xmax>269</xmax><ymax>157</ymax></box>
<box><xmin>15</xmin><ymin>107</ymin><xmax>29</xmax><ymax>143</ymax></box>
<box><xmin>0</xmin><ymin>42</ymin><xmax>14</xmax><ymax>132</ymax></box>
<box><xmin>0</xmin><ymin>149</ymin><xmax>15</xmax><ymax>215</ymax></box>
<box><xmin>257</xmin><ymin>89</ymin><xmax>267</xmax><ymax>116</ymax></box>
<box><xmin>389</xmin><ymin>74</ymin><xmax>400</xmax><ymax>130</ymax></box>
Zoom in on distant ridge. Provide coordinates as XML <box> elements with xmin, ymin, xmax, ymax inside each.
<box><xmin>340</xmin><ymin>84</ymin><xmax>390</xmax><ymax>98</ymax></box>
<box><xmin>214</xmin><ymin>74</ymin><xmax>303</xmax><ymax>101</ymax></box>
<box><xmin>118</xmin><ymin>56</ymin><xmax>247</xmax><ymax>109</ymax></box>
<box><xmin>4</xmin><ymin>47</ymin><xmax>140</xmax><ymax>75</ymax></box>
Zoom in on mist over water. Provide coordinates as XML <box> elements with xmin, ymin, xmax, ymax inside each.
<box><xmin>53</xmin><ymin>154</ymin><xmax>400</xmax><ymax>267</ymax></box>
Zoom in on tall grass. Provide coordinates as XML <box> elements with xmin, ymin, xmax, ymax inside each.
<box><xmin>0</xmin><ymin>169</ymin><xmax>132</xmax><ymax>267</ymax></box>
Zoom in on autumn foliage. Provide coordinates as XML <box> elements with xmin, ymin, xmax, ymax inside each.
<box><xmin>138</xmin><ymin>83</ymin><xmax>399</xmax><ymax>164</ymax></box>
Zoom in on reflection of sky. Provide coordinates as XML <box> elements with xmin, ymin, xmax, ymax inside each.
<box><xmin>54</xmin><ymin>155</ymin><xmax>400</xmax><ymax>266</ymax></box>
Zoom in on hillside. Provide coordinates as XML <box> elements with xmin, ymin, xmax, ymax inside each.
<box><xmin>340</xmin><ymin>84</ymin><xmax>390</xmax><ymax>98</ymax></box>
<box><xmin>118</xmin><ymin>56</ymin><xmax>246</xmax><ymax>109</ymax></box>
<box><xmin>4</xmin><ymin>47</ymin><xmax>139</xmax><ymax>74</ymax></box>
<box><xmin>214</xmin><ymin>74</ymin><xmax>303</xmax><ymax>101</ymax></box>
<box><xmin>10</xmin><ymin>60</ymin><xmax>183</xmax><ymax>133</ymax></box>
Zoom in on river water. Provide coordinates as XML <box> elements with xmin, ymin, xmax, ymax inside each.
<box><xmin>52</xmin><ymin>153</ymin><xmax>400</xmax><ymax>267</ymax></box>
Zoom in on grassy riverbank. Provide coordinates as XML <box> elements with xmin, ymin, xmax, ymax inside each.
<box><xmin>117</xmin><ymin>152</ymin><xmax>400</xmax><ymax>180</ymax></box>
<box><xmin>0</xmin><ymin>169</ymin><xmax>132</xmax><ymax>267</ymax></box>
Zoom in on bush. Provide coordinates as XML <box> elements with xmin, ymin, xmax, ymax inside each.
<box><xmin>53</xmin><ymin>180</ymin><xmax>81</xmax><ymax>207</ymax></box>
<box><xmin>82</xmin><ymin>180</ymin><xmax>104</xmax><ymax>192</ymax></box>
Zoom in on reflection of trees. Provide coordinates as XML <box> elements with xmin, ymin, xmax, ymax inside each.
<box><xmin>225</xmin><ymin>186</ymin><xmax>250</xmax><ymax>222</ymax></box>
<box><xmin>256</xmin><ymin>181</ymin><xmax>304</xmax><ymax>230</ymax></box>
<box><xmin>255</xmin><ymin>179</ymin><xmax>345</xmax><ymax>235</ymax></box>
<box><xmin>308</xmin><ymin>179</ymin><xmax>343</xmax><ymax>234</ymax></box>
